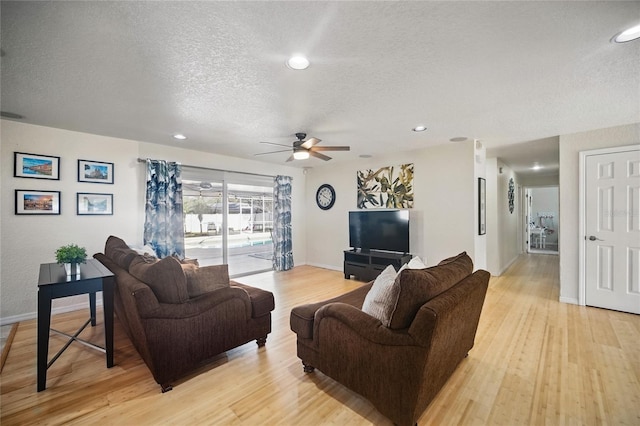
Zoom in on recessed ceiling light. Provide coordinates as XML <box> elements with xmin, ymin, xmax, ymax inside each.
<box><xmin>412</xmin><ymin>125</ymin><xmax>427</xmax><ymax>132</ymax></box>
<box><xmin>449</xmin><ymin>137</ymin><xmax>468</xmax><ymax>142</ymax></box>
<box><xmin>286</xmin><ymin>55</ymin><xmax>310</xmax><ymax>70</ymax></box>
<box><xmin>612</xmin><ymin>24</ymin><xmax>640</xmax><ymax>43</ymax></box>
<box><xmin>359</xmin><ymin>154</ymin><xmax>372</xmax><ymax>158</ymax></box>
<box><xmin>173</xmin><ymin>134</ymin><xmax>187</xmax><ymax>140</ymax></box>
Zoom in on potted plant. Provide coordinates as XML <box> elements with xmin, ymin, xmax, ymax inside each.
<box><xmin>55</xmin><ymin>244</ymin><xmax>87</xmax><ymax>276</ymax></box>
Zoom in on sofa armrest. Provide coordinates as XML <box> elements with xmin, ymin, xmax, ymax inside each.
<box><xmin>314</xmin><ymin>302</ymin><xmax>416</xmax><ymax>347</ymax></box>
<box><xmin>231</xmin><ymin>282</ymin><xmax>275</xmax><ymax>317</ymax></box>
<box><xmin>407</xmin><ymin>305</ymin><xmax>437</xmax><ymax>347</ymax></box>
<box><xmin>136</xmin><ymin>286</ymin><xmax>252</xmax><ymax>320</ymax></box>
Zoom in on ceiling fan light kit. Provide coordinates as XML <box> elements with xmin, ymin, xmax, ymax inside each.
<box><xmin>293</xmin><ymin>149</ymin><xmax>310</xmax><ymax>160</ymax></box>
<box><xmin>256</xmin><ymin>132</ymin><xmax>350</xmax><ymax>162</ymax></box>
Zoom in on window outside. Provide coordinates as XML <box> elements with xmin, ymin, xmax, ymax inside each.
<box><xmin>183</xmin><ymin>179</ymin><xmax>274</xmax><ymax>277</ymax></box>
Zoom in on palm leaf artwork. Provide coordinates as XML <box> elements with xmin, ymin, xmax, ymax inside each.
<box><xmin>357</xmin><ymin>163</ymin><xmax>414</xmax><ymax>209</ymax></box>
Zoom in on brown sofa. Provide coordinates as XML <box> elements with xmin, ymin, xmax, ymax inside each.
<box><xmin>290</xmin><ymin>252</ymin><xmax>489</xmax><ymax>426</ymax></box>
<box><xmin>94</xmin><ymin>236</ymin><xmax>274</xmax><ymax>392</ymax></box>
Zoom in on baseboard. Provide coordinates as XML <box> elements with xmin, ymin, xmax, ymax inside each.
<box><xmin>0</xmin><ymin>300</ymin><xmax>103</xmax><ymax>326</ymax></box>
<box><xmin>497</xmin><ymin>255</ymin><xmax>520</xmax><ymax>276</ymax></box>
<box><xmin>559</xmin><ymin>296</ymin><xmax>579</xmax><ymax>305</ymax></box>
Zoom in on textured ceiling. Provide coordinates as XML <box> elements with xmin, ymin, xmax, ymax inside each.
<box><xmin>1</xmin><ymin>1</ymin><xmax>639</xmax><ymax>176</ymax></box>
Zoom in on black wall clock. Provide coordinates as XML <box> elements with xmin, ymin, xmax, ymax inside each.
<box><xmin>508</xmin><ymin>178</ymin><xmax>515</xmax><ymax>214</ymax></box>
<box><xmin>316</xmin><ymin>184</ymin><xmax>336</xmax><ymax>210</ymax></box>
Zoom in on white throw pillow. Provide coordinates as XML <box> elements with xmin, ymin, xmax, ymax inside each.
<box><xmin>406</xmin><ymin>256</ymin><xmax>426</xmax><ymax>269</ymax></box>
<box><xmin>361</xmin><ymin>256</ymin><xmax>427</xmax><ymax>326</ymax></box>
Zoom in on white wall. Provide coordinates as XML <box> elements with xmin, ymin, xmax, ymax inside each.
<box><xmin>485</xmin><ymin>158</ymin><xmax>521</xmax><ymax>275</ymax></box>
<box><xmin>520</xmin><ymin>174</ymin><xmax>559</xmax><ymax>187</ymax></box>
<box><xmin>473</xmin><ymin>141</ymin><xmax>487</xmax><ymax>270</ymax></box>
<box><xmin>0</xmin><ymin>120</ymin><xmax>305</xmax><ymax>323</ymax></box>
<box><xmin>304</xmin><ymin>141</ymin><xmax>479</xmax><ymax>271</ymax></box>
<box><xmin>558</xmin><ymin>122</ymin><xmax>639</xmax><ymax>304</ymax></box>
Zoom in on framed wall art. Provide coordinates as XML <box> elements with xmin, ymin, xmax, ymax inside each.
<box><xmin>478</xmin><ymin>178</ymin><xmax>486</xmax><ymax>235</ymax></box>
<box><xmin>77</xmin><ymin>192</ymin><xmax>113</xmax><ymax>215</ymax></box>
<box><xmin>508</xmin><ymin>177</ymin><xmax>515</xmax><ymax>214</ymax></box>
<box><xmin>357</xmin><ymin>163</ymin><xmax>414</xmax><ymax>209</ymax></box>
<box><xmin>15</xmin><ymin>190</ymin><xmax>61</xmax><ymax>215</ymax></box>
<box><xmin>14</xmin><ymin>152</ymin><xmax>60</xmax><ymax>180</ymax></box>
<box><xmin>78</xmin><ymin>159</ymin><xmax>114</xmax><ymax>184</ymax></box>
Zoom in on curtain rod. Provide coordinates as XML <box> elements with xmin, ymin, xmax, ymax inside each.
<box><xmin>136</xmin><ymin>158</ymin><xmax>278</xmax><ymax>179</ymax></box>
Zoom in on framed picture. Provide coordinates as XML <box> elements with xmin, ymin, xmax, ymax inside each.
<box><xmin>77</xmin><ymin>192</ymin><xmax>113</xmax><ymax>215</ymax></box>
<box><xmin>478</xmin><ymin>178</ymin><xmax>486</xmax><ymax>235</ymax></box>
<box><xmin>78</xmin><ymin>159</ymin><xmax>114</xmax><ymax>184</ymax></box>
<box><xmin>14</xmin><ymin>152</ymin><xmax>60</xmax><ymax>180</ymax></box>
<box><xmin>15</xmin><ymin>190</ymin><xmax>61</xmax><ymax>215</ymax></box>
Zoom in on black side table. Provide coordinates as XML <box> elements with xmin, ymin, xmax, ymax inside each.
<box><xmin>37</xmin><ymin>259</ymin><xmax>115</xmax><ymax>391</ymax></box>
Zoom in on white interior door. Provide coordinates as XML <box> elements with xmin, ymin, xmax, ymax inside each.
<box><xmin>584</xmin><ymin>147</ymin><xmax>640</xmax><ymax>314</ymax></box>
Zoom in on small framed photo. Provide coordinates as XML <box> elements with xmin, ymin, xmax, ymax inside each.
<box><xmin>78</xmin><ymin>159</ymin><xmax>114</xmax><ymax>184</ymax></box>
<box><xmin>77</xmin><ymin>192</ymin><xmax>113</xmax><ymax>215</ymax></box>
<box><xmin>15</xmin><ymin>190</ymin><xmax>61</xmax><ymax>215</ymax></box>
<box><xmin>14</xmin><ymin>152</ymin><xmax>60</xmax><ymax>180</ymax></box>
<box><xmin>478</xmin><ymin>177</ymin><xmax>486</xmax><ymax>235</ymax></box>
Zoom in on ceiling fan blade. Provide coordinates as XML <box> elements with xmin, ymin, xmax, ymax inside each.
<box><xmin>260</xmin><ymin>141</ymin><xmax>292</xmax><ymax>148</ymax></box>
<box><xmin>254</xmin><ymin>149</ymin><xmax>292</xmax><ymax>156</ymax></box>
<box><xmin>286</xmin><ymin>154</ymin><xmax>295</xmax><ymax>162</ymax></box>
<box><xmin>300</xmin><ymin>137</ymin><xmax>321</xmax><ymax>149</ymax></box>
<box><xmin>310</xmin><ymin>146</ymin><xmax>350</xmax><ymax>152</ymax></box>
<box><xmin>309</xmin><ymin>150</ymin><xmax>332</xmax><ymax>161</ymax></box>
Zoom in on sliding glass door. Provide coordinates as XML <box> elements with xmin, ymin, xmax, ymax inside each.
<box><xmin>182</xmin><ymin>168</ymin><xmax>273</xmax><ymax>277</ymax></box>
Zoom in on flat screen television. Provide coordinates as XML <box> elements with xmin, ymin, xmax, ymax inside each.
<box><xmin>349</xmin><ymin>210</ymin><xmax>409</xmax><ymax>253</ymax></box>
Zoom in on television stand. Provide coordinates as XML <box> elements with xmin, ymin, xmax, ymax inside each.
<box><xmin>344</xmin><ymin>249</ymin><xmax>412</xmax><ymax>281</ymax></box>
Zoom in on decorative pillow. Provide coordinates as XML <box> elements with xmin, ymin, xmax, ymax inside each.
<box><xmin>129</xmin><ymin>255</ymin><xmax>189</xmax><ymax>304</ymax></box>
<box><xmin>110</xmin><ymin>247</ymin><xmax>138</xmax><ymax>270</ymax></box>
<box><xmin>361</xmin><ymin>256</ymin><xmax>429</xmax><ymax>326</ymax></box>
<box><xmin>173</xmin><ymin>255</ymin><xmax>199</xmax><ymax>267</ymax></box>
<box><xmin>406</xmin><ymin>256</ymin><xmax>426</xmax><ymax>269</ymax></box>
<box><xmin>181</xmin><ymin>264</ymin><xmax>230</xmax><ymax>298</ymax></box>
<box><xmin>361</xmin><ymin>265</ymin><xmax>400</xmax><ymax>326</ymax></box>
<box><xmin>388</xmin><ymin>252</ymin><xmax>473</xmax><ymax>330</ymax></box>
<box><xmin>105</xmin><ymin>235</ymin><xmax>129</xmax><ymax>258</ymax></box>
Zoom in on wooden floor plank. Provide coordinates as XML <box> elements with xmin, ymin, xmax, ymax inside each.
<box><xmin>1</xmin><ymin>254</ymin><xmax>639</xmax><ymax>425</ymax></box>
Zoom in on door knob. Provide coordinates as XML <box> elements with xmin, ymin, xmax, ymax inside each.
<box><xmin>588</xmin><ymin>235</ymin><xmax>603</xmax><ymax>241</ymax></box>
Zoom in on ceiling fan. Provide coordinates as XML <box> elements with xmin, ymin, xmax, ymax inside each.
<box><xmin>255</xmin><ymin>132</ymin><xmax>350</xmax><ymax>161</ymax></box>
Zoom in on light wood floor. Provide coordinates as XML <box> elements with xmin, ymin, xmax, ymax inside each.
<box><xmin>1</xmin><ymin>254</ymin><xmax>639</xmax><ymax>425</ymax></box>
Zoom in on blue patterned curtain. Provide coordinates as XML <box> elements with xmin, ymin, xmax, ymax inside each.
<box><xmin>144</xmin><ymin>160</ymin><xmax>185</xmax><ymax>258</ymax></box>
<box><xmin>273</xmin><ymin>175</ymin><xmax>293</xmax><ymax>271</ymax></box>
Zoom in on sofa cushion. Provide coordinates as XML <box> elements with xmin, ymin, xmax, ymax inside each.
<box><xmin>388</xmin><ymin>252</ymin><xmax>473</xmax><ymax>330</ymax></box>
<box><xmin>129</xmin><ymin>255</ymin><xmax>189</xmax><ymax>304</ymax></box>
<box><xmin>361</xmin><ymin>256</ymin><xmax>427</xmax><ymax>326</ymax></box>
<box><xmin>182</xmin><ymin>264</ymin><xmax>230</xmax><ymax>298</ymax></box>
<box><xmin>437</xmin><ymin>251</ymin><xmax>469</xmax><ymax>266</ymax></box>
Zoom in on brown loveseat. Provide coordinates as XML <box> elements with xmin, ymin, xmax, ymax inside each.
<box><xmin>95</xmin><ymin>236</ymin><xmax>274</xmax><ymax>392</ymax></box>
<box><xmin>290</xmin><ymin>252</ymin><xmax>489</xmax><ymax>426</ymax></box>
